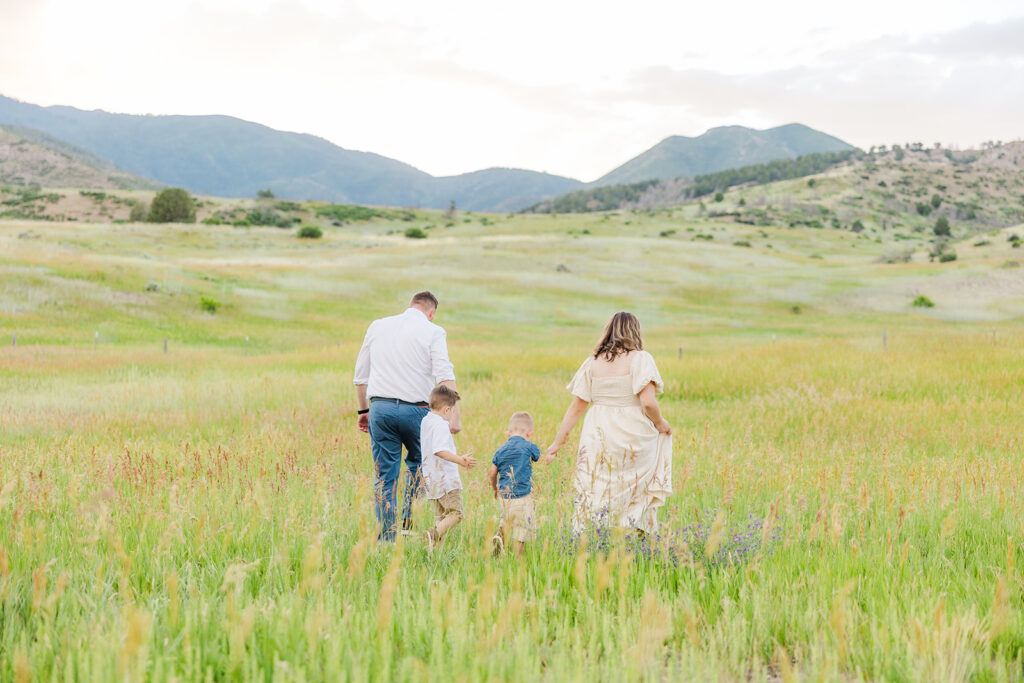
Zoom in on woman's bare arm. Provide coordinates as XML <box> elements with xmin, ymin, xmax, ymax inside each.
<box><xmin>638</xmin><ymin>382</ymin><xmax>671</xmax><ymax>434</ymax></box>
<box><xmin>544</xmin><ymin>396</ymin><xmax>590</xmax><ymax>462</ymax></box>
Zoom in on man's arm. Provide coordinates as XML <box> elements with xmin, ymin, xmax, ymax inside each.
<box><xmin>430</xmin><ymin>329</ymin><xmax>460</xmax><ymax>433</ymax></box>
<box><xmin>356</xmin><ymin>384</ymin><xmax>369</xmax><ymax>433</ymax></box>
<box><xmin>439</xmin><ymin>380</ymin><xmax>461</xmax><ymax>434</ymax></box>
<box><xmin>354</xmin><ymin>323</ymin><xmax>374</xmax><ymax>433</ymax></box>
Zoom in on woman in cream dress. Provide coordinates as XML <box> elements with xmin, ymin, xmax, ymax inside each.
<box><xmin>546</xmin><ymin>312</ymin><xmax>672</xmax><ymax>534</ymax></box>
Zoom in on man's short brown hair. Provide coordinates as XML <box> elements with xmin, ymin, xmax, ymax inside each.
<box><xmin>508</xmin><ymin>411</ymin><xmax>533</xmax><ymax>433</ymax></box>
<box><xmin>429</xmin><ymin>384</ymin><xmax>460</xmax><ymax>410</ymax></box>
<box><xmin>411</xmin><ymin>291</ymin><xmax>439</xmax><ymax>311</ymax></box>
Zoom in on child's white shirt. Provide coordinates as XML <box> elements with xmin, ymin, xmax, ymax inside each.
<box><xmin>419</xmin><ymin>411</ymin><xmax>461</xmax><ymax>499</ymax></box>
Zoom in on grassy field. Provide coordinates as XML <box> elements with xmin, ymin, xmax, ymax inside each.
<box><xmin>1</xmin><ymin>211</ymin><xmax>1024</xmax><ymax>680</ymax></box>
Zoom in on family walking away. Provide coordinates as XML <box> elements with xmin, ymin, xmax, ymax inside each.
<box><xmin>354</xmin><ymin>293</ymin><xmax>673</xmax><ymax>548</ymax></box>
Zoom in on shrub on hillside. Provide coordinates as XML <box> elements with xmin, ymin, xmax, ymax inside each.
<box><xmin>200</xmin><ymin>296</ymin><xmax>220</xmax><ymax>313</ymax></box>
<box><xmin>129</xmin><ymin>201</ymin><xmax>148</xmax><ymax>222</ymax></box>
<box><xmin>315</xmin><ymin>204</ymin><xmax>382</xmax><ymax>222</ymax></box>
<box><xmin>297</xmin><ymin>225</ymin><xmax>323</xmax><ymax>239</ymax></box>
<box><xmin>201</xmin><ymin>215</ymin><xmax>222</xmax><ymax>225</ymax></box>
<box><xmin>245</xmin><ymin>208</ymin><xmax>282</xmax><ymax>226</ymax></box>
<box><xmin>934</xmin><ymin>216</ymin><xmax>951</xmax><ymax>237</ymax></box>
<box><xmin>912</xmin><ymin>295</ymin><xmax>935</xmax><ymax>308</ymax></box>
<box><xmin>148</xmin><ymin>189</ymin><xmax>196</xmax><ymax>223</ymax></box>
<box><xmin>939</xmin><ymin>251</ymin><xmax>957</xmax><ymax>263</ymax></box>
<box><xmin>404</xmin><ymin>227</ymin><xmax>427</xmax><ymax>239</ymax></box>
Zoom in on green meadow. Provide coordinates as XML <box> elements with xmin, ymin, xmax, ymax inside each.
<box><xmin>1</xmin><ymin>208</ymin><xmax>1023</xmax><ymax>680</ymax></box>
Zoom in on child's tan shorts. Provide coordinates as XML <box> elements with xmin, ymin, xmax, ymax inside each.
<box><xmin>433</xmin><ymin>489</ymin><xmax>464</xmax><ymax>523</ymax></box>
<box><xmin>499</xmin><ymin>493</ymin><xmax>537</xmax><ymax>542</ymax></box>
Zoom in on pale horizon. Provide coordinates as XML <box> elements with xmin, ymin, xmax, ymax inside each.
<box><xmin>1</xmin><ymin>0</ymin><xmax>1022</xmax><ymax>182</ymax></box>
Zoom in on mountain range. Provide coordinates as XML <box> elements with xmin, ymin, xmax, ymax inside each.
<box><xmin>0</xmin><ymin>94</ymin><xmax>855</xmax><ymax>211</ymax></box>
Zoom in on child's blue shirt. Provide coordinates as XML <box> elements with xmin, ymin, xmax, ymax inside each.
<box><xmin>492</xmin><ymin>435</ymin><xmax>540</xmax><ymax>499</ymax></box>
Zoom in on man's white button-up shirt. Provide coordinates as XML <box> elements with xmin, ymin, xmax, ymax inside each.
<box><xmin>353</xmin><ymin>308</ymin><xmax>456</xmax><ymax>403</ymax></box>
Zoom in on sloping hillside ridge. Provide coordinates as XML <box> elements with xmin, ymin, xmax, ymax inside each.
<box><xmin>594</xmin><ymin>123</ymin><xmax>855</xmax><ymax>186</ymax></box>
<box><xmin>0</xmin><ymin>124</ymin><xmax>160</xmax><ymax>190</ymax></box>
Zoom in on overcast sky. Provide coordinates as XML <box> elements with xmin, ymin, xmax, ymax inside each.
<box><xmin>1</xmin><ymin>0</ymin><xmax>1022</xmax><ymax>181</ymax></box>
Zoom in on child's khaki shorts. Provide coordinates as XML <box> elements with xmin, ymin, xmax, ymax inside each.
<box><xmin>499</xmin><ymin>493</ymin><xmax>537</xmax><ymax>542</ymax></box>
<box><xmin>433</xmin><ymin>489</ymin><xmax>464</xmax><ymax>523</ymax></box>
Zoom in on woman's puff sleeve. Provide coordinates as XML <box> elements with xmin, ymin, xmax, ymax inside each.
<box><xmin>567</xmin><ymin>357</ymin><xmax>593</xmax><ymax>402</ymax></box>
<box><xmin>631</xmin><ymin>351</ymin><xmax>664</xmax><ymax>396</ymax></box>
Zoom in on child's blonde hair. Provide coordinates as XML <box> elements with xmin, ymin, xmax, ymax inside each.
<box><xmin>508</xmin><ymin>411</ymin><xmax>533</xmax><ymax>434</ymax></box>
<box><xmin>430</xmin><ymin>385</ymin><xmax>461</xmax><ymax>410</ymax></box>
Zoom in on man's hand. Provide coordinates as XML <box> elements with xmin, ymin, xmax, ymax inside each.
<box><xmin>461</xmin><ymin>452</ymin><xmax>477</xmax><ymax>469</ymax></box>
<box><xmin>357</xmin><ymin>413</ymin><xmax>369</xmax><ymax>433</ymax></box>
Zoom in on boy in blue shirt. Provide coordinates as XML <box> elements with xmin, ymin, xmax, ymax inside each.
<box><xmin>487</xmin><ymin>411</ymin><xmax>541</xmax><ymax>557</ymax></box>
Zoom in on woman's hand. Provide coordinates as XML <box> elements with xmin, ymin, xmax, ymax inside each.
<box><xmin>654</xmin><ymin>419</ymin><xmax>672</xmax><ymax>435</ymax></box>
<box><xmin>543</xmin><ymin>443</ymin><xmax>560</xmax><ymax>464</ymax></box>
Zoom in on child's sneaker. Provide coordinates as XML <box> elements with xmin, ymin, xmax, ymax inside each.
<box><xmin>400</xmin><ymin>518</ymin><xmax>415</xmax><ymax>537</ymax></box>
<box><xmin>491</xmin><ymin>534</ymin><xmax>504</xmax><ymax>557</ymax></box>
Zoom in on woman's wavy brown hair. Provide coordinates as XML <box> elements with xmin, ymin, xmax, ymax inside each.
<box><xmin>593</xmin><ymin>311</ymin><xmax>644</xmax><ymax>361</ymax></box>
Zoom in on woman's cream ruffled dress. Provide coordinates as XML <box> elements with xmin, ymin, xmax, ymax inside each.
<box><xmin>567</xmin><ymin>350</ymin><xmax>672</xmax><ymax>534</ymax></box>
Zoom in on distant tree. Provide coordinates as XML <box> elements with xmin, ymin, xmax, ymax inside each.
<box><xmin>892</xmin><ymin>145</ymin><xmax>905</xmax><ymax>161</ymax></box>
<box><xmin>257</xmin><ymin>188</ymin><xmax>275</xmax><ymax>199</ymax></box>
<box><xmin>713</xmin><ymin>192</ymin><xmax>724</xmax><ymax>202</ymax></box>
<box><xmin>934</xmin><ymin>216</ymin><xmax>951</xmax><ymax>237</ymax></box>
<box><xmin>147</xmin><ymin>188</ymin><xmax>196</xmax><ymax>223</ymax></box>
<box><xmin>916</xmin><ymin>202</ymin><xmax>932</xmax><ymax>216</ymax></box>
<box><xmin>807</xmin><ymin>178</ymin><xmax>817</xmax><ymax>188</ymax></box>
<box><xmin>851</xmin><ymin>220</ymin><xmax>865</xmax><ymax>233</ymax></box>
<box><xmin>930</xmin><ymin>193</ymin><xmax>942</xmax><ymax>209</ymax></box>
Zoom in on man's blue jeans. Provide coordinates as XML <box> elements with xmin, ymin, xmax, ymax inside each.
<box><xmin>368</xmin><ymin>399</ymin><xmax>428</xmax><ymax>541</ymax></box>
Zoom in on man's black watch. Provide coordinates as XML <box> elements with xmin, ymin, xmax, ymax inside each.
<box><xmin>358</xmin><ymin>409</ymin><xmax>369</xmax><ymax>415</ymax></box>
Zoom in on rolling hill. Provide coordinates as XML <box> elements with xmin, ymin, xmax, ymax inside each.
<box><xmin>594</xmin><ymin>123</ymin><xmax>855</xmax><ymax>186</ymax></box>
<box><xmin>0</xmin><ymin>124</ymin><xmax>160</xmax><ymax>190</ymax></box>
<box><xmin>0</xmin><ymin>95</ymin><xmax>583</xmax><ymax>211</ymax></box>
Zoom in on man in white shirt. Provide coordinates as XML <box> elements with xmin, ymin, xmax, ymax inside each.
<box><xmin>354</xmin><ymin>291</ymin><xmax>461</xmax><ymax>541</ymax></box>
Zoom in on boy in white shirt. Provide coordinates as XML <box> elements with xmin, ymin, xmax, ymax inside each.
<box><xmin>420</xmin><ymin>385</ymin><xmax>476</xmax><ymax>550</ymax></box>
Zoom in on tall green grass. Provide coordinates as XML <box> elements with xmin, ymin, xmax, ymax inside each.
<box><xmin>1</xmin><ymin>219</ymin><xmax>1022</xmax><ymax>680</ymax></box>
